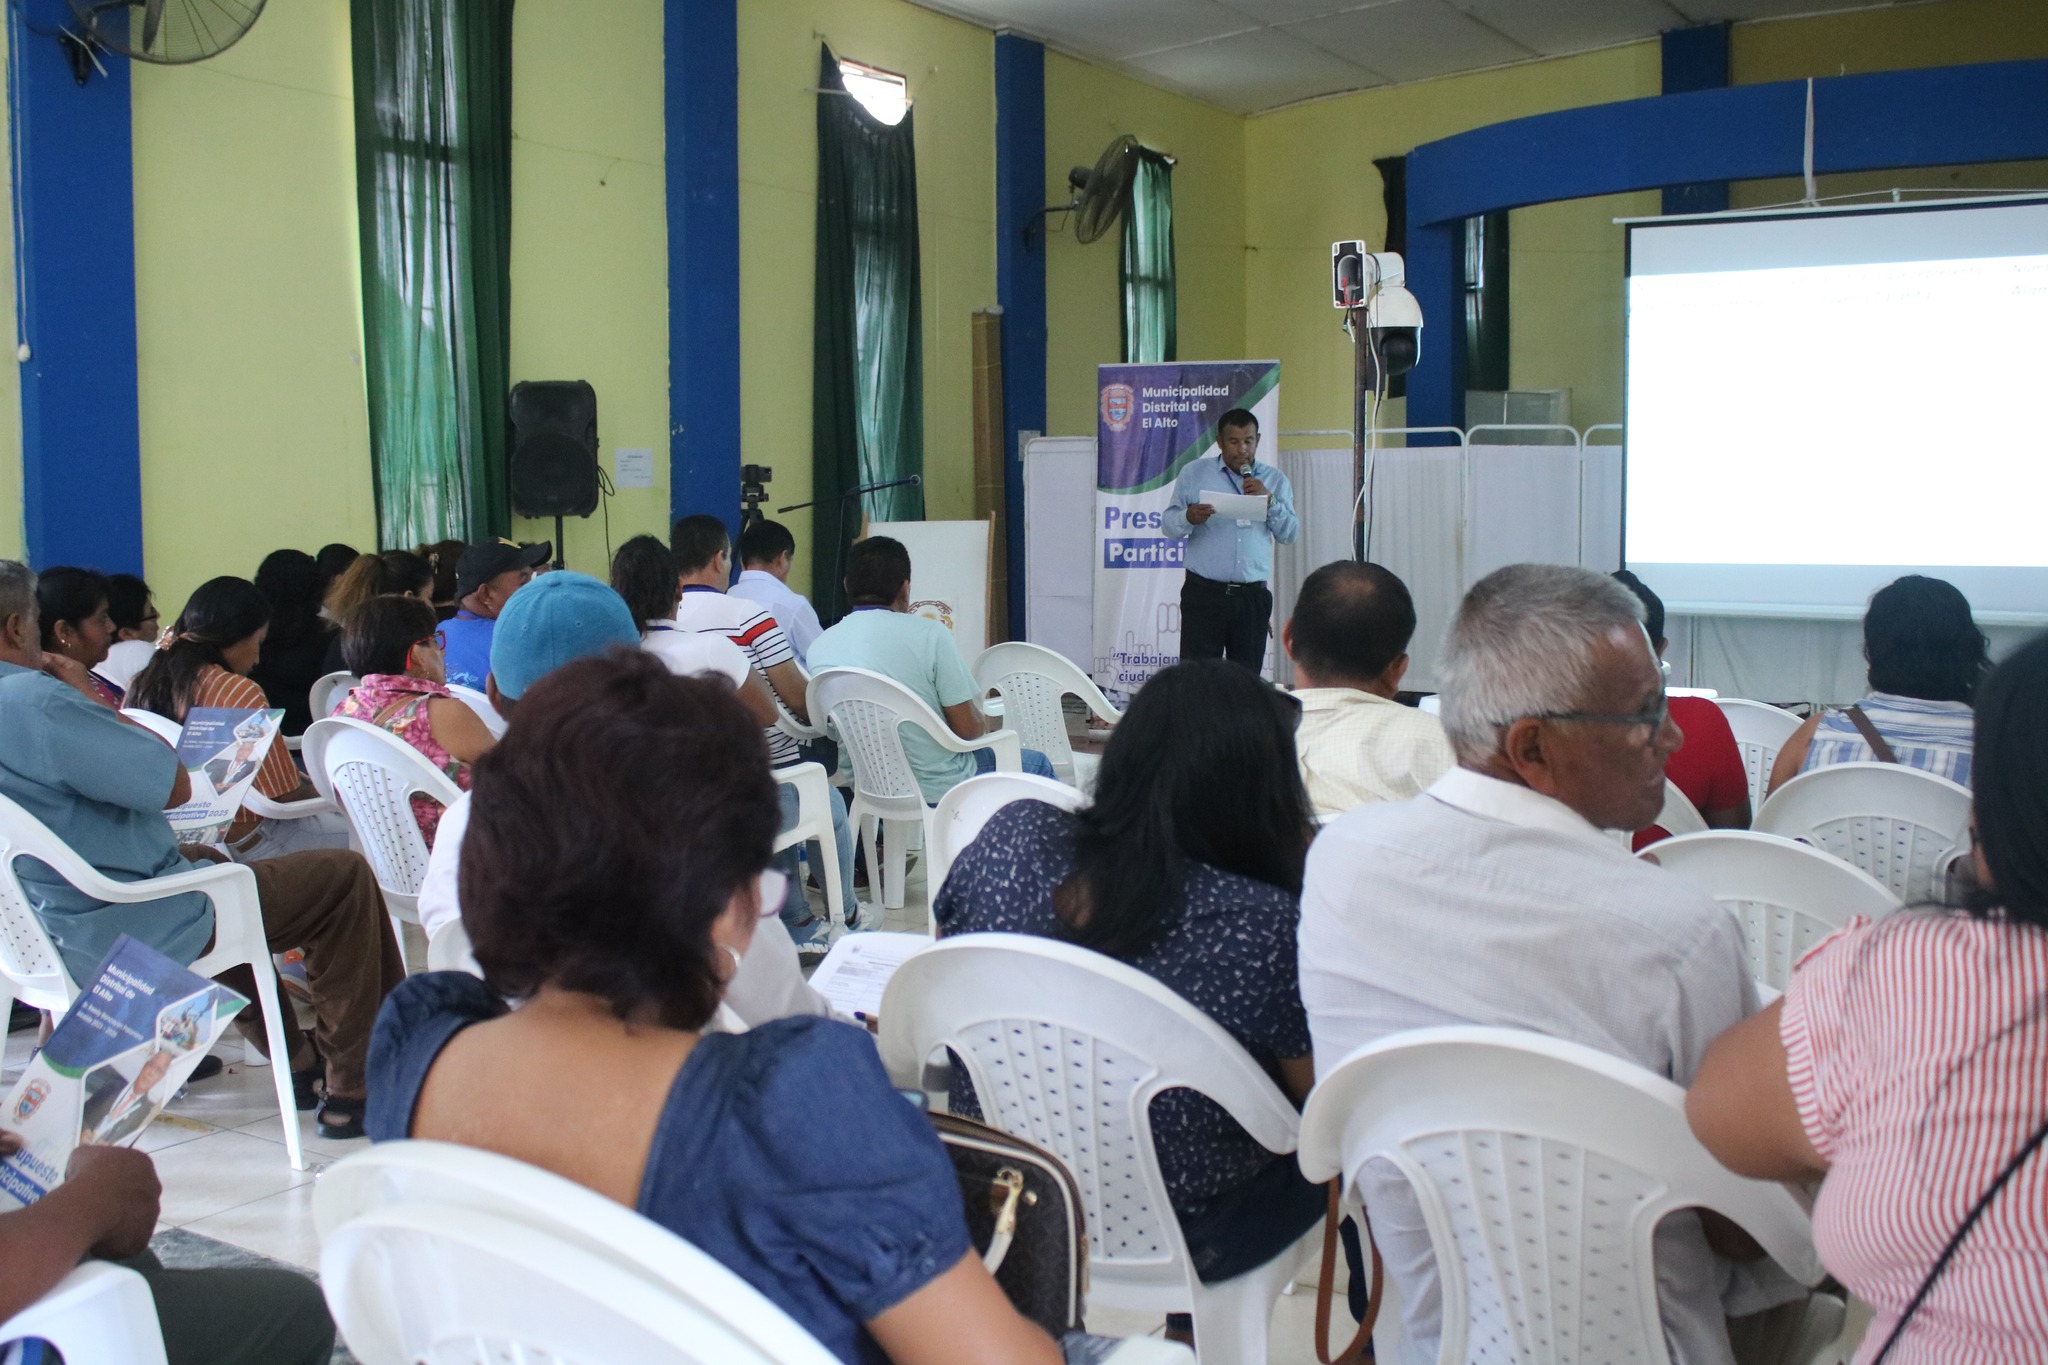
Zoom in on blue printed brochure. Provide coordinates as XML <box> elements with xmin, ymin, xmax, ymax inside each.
<box><xmin>0</xmin><ymin>935</ymin><xmax>246</xmax><ymax>1210</ymax></box>
<box><xmin>163</xmin><ymin>706</ymin><xmax>284</xmax><ymax>845</ymax></box>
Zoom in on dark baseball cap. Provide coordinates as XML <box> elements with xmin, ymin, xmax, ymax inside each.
<box><xmin>455</xmin><ymin>539</ymin><xmax>552</xmax><ymax>597</ymax></box>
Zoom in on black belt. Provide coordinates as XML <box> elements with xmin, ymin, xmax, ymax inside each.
<box><xmin>1185</xmin><ymin>570</ymin><xmax>1266</xmax><ymax>595</ymax></box>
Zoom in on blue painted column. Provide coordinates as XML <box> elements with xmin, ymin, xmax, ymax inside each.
<box><xmin>1662</xmin><ymin>24</ymin><xmax>1731</xmax><ymax>216</ymax></box>
<box><xmin>8</xmin><ymin>1</ymin><xmax>143</xmax><ymax>572</ymax></box>
<box><xmin>665</xmin><ymin>0</ymin><xmax>741</xmax><ymax>542</ymax></box>
<box><xmin>993</xmin><ymin>33</ymin><xmax>1044</xmax><ymax>638</ymax></box>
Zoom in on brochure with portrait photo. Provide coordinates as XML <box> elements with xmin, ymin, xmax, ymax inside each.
<box><xmin>0</xmin><ymin>936</ymin><xmax>246</xmax><ymax>1210</ymax></box>
<box><xmin>163</xmin><ymin>706</ymin><xmax>284</xmax><ymax>845</ymax></box>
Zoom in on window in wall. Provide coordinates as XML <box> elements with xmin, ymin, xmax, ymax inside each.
<box><xmin>349</xmin><ymin>0</ymin><xmax>514</xmax><ymax>548</ymax></box>
<box><xmin>1462</xmin><ymin>210</ymin><xmax>1510</xmax><ymax>392</ymax></box>
<box><xmin>838</xmin><ymin>58</ymin><xmax>909</xmax><ymax>125</ymax></box>
<box><xmin>1120</xmin><ymin>149</ymin><xmax>1176</xmax><ymax>363</ymax></box>
<box><xmin>812</xmin><ymin>46</ymin><xmax>925</xmax><ymax>617</ymax></box>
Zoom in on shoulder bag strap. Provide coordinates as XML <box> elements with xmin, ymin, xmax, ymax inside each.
<box><xmin>1314</xmin><ymin>1182</ymin><xmax>1382</xmax><ymax>1365</ymax></box>
<box><xmin>1844</xmin><ymin>705</ymin><xmax>1901</xmax><ymax>764</ymax></box>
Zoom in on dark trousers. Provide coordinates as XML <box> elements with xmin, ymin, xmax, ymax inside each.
<box><xmin>115</xmin><ymin>1250</ymin><xmax>336</xmax><ymax>1365</ymax></box>
<box><xmin>1179</xmin><ymin>572</ymin><xmax>1272</xmax><ymax>672</ymax></box>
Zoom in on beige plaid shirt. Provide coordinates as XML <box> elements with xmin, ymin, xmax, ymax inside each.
<box><xmin>1292</xmin><ymin>687</ymin><xmax>1454</xmax><ymax>818</ymax></box>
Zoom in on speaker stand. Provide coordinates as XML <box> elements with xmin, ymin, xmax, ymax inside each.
<box><xmin>552</xmin><ymin>515</ymin><xmax>566</xmax><ymax>570</ymax></box>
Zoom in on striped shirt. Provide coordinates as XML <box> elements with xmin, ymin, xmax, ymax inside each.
<box><xmin>674</xmin><ymin>586</ymin><xmax>800</xmax><ymax>766</ymax></box>
<box><xmin>1781</xmin><ymin>914</ymin><xmax>2048</xmax><ymax>1364</ymax></box>
<box><xmin>188</xmin><ymin>665</ymin><xmax>299</xmax><ymax>841</ymax></box>
<box><xmin>1803</xmin><ymin>692</ymin><xmax>1975</xmax><ymax>787</ymax></box>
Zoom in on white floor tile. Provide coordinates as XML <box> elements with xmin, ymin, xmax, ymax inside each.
<box><xmin>235</xmin><ymin>1111</ymin><xmax>371</xmax><ymax>1162</ymax></box>
<box><xmin>149</xmin><ymin>1129</ymin><xmax>315</xmax><ymax>1226</ymax></box>
<box><xmin>162</xmin><ymin>1057</ymin><xmax>295</xmax><ymax>1133</ymax></box>
<box><xmin>133</xmin><ymin>1112</ymin><xmax>217</xmax><ymax>1155</ymax></box>
<box><xmin>181</xmin><ymin>1181</ymin><xmax>325</xmax><ymax>1271</ymax></box>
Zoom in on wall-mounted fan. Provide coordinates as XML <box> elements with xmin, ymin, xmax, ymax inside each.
<box><xmin>67</xmin><ymin>0</ymin><xmax>266</xmax><ymax>64</ymax></box>
<box><xmin>1025</xmin><ymin>134</ymin><xmax>1141</xmax><ymax>248</ymax></box>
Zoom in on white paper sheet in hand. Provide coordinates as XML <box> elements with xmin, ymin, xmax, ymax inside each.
<box><xmin>1203</xmin><ymin>490</ymin><xmax>1268</xmax><ymax>524</ymax></box>
<box><xmin>806</xmin><ymin>931</ymin><xmax>930</xmax><ymax>1019</ymax></box>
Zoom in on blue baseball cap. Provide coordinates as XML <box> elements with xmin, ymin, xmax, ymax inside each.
<box><xmin>487</xmin><ymin>571</ymin><xmax>639</xmax><ymax>701</ymax></box>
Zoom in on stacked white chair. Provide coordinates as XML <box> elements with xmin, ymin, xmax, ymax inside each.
<box><xmin>445</xmin><ymin>684</ymin><xmax>508</xmax><ymax>739</ymax></box>
<box><xmin>307</xmin><ymin>670</ymin><xmax>360</xmax><ymax>724</ymax></box>
<box><xmin>880</xmin><ymin>934</ymin><xmax>1309</xmax><ymax>1365</ymax></box>
<box><xmin>970</xmin><ymin>641</ymin><xmax>1122</xmax><ymax>788</ymax></box>
<box><xmin>120</xmin><ymin>708</ymin><xmax>343</xmax><ymax>830</ymax></box>
<box><xmin>1754</xmin><ymin>761</ymin><xmax>1972</xmax><ymax>906</ymax></box>
<box><xmin>1714</xmin><ymin>699</ymin><xmax>1802</xmax><ymax>813</ymax></box>
<box><xmin>0</xmin><ymin>1262</ymin><xmax>168</xmax><ymax>1365</ymax></box>
<box><xmin>807</xmin><ymin>667</ymin><xmax>1021</xmax><ymax>916</ymax></box>
<box><xmin>1643</xmin><ymin>830</ymin><xmax>1902</xmax><ymax>992</ymax></box>
<box><xmin>0</xmin><ymin>794</ymin><xmax>307</xmax><ymax>1169</ymax></box>
<box><xmin>926</xmin><ymin>771</ymin><xmax>1087</xmax><ymax>903</ymax></box>
<box><xmin>1299</xmin><ymin>1027</ymin><xmax>1843</xmax><ymax>1365</ymax></box>
<box><xmin>303</xmin><ymin>717</ymin><xmax>463</xmax><ymax>928</ymax></box>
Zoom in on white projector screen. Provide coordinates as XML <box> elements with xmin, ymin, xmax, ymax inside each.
<box><xmin>1624</xmin><ymin>198</ymin><xmax>2048</xmax><ymax>622</ymax></box>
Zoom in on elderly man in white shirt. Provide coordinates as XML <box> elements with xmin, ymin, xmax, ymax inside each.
<box><xmin>1300</xmin><ymin>562</ymin><xmax>1799</xmax><ymax>1365</ymax></box>
<box><xmin>1283</xmin><ymin>561</ymin><xmax>1452</xmax><ymax>818</ymax></box>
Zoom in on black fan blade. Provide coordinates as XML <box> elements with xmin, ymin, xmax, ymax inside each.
<box><xmin>142</xmin><ymin>0</ymin><xmax>167</xmax><ymax>52</ymax></box>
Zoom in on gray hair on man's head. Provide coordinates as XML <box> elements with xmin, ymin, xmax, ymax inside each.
<box><xmin>0</xmin><ymin>560</ymin><xmax>36</xmax><ymax>633</ymax></box>
<box><xmin>1438</xmin><ymin>563</ymin><xmax>1648</xmax><ymax>764</ymax></box>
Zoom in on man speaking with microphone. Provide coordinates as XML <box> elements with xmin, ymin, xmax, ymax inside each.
<box><xmin>1162</xmin><ymin>407</ymin><xmax>1299</xmax><ymax>670</ymax></box>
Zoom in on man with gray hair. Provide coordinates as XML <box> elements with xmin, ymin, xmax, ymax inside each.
<box><xmin>1299</xmin><ymin>563</ymin><xmax>1796</xmax><ymax>1364</ymax></box>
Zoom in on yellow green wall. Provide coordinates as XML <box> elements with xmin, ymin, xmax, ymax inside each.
<box><xmin>1043</xmin><ymin>52</ymin><xmax>1246</xmax><ymax>438</ymax></box>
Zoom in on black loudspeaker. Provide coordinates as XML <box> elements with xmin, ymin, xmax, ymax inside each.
<box><xmin>508</xmin><ymin>380</ymin><xmax>599</xmax><ymax>518</ymax></box>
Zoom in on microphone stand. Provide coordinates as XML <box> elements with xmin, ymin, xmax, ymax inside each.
<box><xmin>777</xmin><ymin>475</ymin><xmax>923</xmax><ymax>620</ymax></box>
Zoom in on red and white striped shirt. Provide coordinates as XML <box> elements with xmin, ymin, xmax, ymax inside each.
<box><xmin>1781</xmin><ymin>912</ymin><xmax>2048</xmax><ymax>1364</ymax></box>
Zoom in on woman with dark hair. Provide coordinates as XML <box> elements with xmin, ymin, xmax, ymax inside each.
<box><xmin>368</xmin><ymin>652</ymin><xmax>1063</xmax><ymax>1365</ymax></box>
<box><xmin>313</xmin><ymin>542</ymin><xmax>360</xmax><ymax>600</ymax></box>
<box><xmin>323</xmin><ymin>550</ymin><xmax>434</xmax><ymax>633</ymax></box>
<box><xmin>1770</xmin><ymin>574</ymin><xmax>1988</xmax><ymax>792</ymax></box>
<box><xmin>35</xmin><ymin>566</ymin><xmax>122</xmax><ymax>705</ymax></box>
<box><xmin>332</xmin><ymin>595</ymin><xmax>494</xmax><ymax>846</ymax></box>
<box><xmin>249</xmin><ymin>549</ymin><xmax>337</xmax><ymax>734</ymax></box>
<box><xmin>128</xmin><ymin>577</ymin><xmax>351</xmax><ymax>859</ymax></box>
<box><xmin>95</xmin><ymin>572</ymin><xmax>161</xmax><ymax>693</ymax></box>
<box><xmin>417</xmin><ymin>539</ymin><xmax>467</xmax><ymax>621</ymax></box>
<box><xmin>608</xmin><ymin>535</ymin><xmax>776</xmax><ymax>726</ymax></box>
<box><xmin>934</xmin><ymin>659</ymin><xmax>1324</xmax><ymax>1321</ymax></box>
<box><xmin>1688</xmin><ymin>632</ymin><xmax>2048</xmax><ymax>1362</ymax></box>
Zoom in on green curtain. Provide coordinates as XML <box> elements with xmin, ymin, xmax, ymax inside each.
<box><xmin>1120</xmin><ymin>150</ymin><xmax>1176</xmax><ymax>364</ymax></box>
<box><xmin>812</xmin><ymin>46</ymin><xmax>925</xmax><ymax>618</ymax></box>
<box><xmin>350</xmin><ymin>0</ymin><xmax>514</xmax><ymax>549</ymax></box>
<box><xmin>1462</xmin><ymin>210</ymin><xmax>1510</xmax><ymax>392</ymax></box>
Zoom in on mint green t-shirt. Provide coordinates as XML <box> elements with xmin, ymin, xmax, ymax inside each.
<box><xmin>806</xmin><ymin>608</ymin><xmax>980</xmax><ymax>803</ymax></box>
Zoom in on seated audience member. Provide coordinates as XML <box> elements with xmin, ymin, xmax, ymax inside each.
<box><xmin>0</xmin><ymin>561</ymin><xmax>401</xmax><ymax>1140</ymax></box>
<box><xmin>34</xmin><ymin>566</ymin><xmax>123</xmax><ymax>706</ymax></box>
<box><xmin>1689</xmin><ymin>631</ymin><xmax>2048</xmax><ymax>1363</ymax></box>
<box><xmin>1299</xmin><ymin>563</ymin><xmax>1793</xmax><ymax>1365</ymax></box>
<box><xmin>320</xmin><ymin>549</ymin><xmax>435</xmax><ymax>670</ymax></box>
<box><xmin>95</xmin><ymin>572</ymin><xmax>161</xmax><ymax>693</ymax></box>
<box><xmin>413</xmin><ymin>571</ymin><xmax>829</xmax><ymax>1024</ymax></box>
<box><xmin>730</xmin><ymin>518</ymin><xmax>824</xmax><ymax>664</ymax></box>
<box><xmin>1282</xmin><ymin>561</ymin><xmax>1452</xmax><ymax>818</ymax></box>
<box><xmin>333</xmin><ymin>595</ymin><xmax>496</xmax><ymax>846</ymax></box>
<box><xmin>808</xmin><ymin>536</ymin><xmax>1057</xmax><ymax>800</ymax></box>
<box><xmin>128</xmin><ymin>577</ymin><xmax>352</xmax><ymax>860</ymax></box>
<box><xmin>1769</xmin><ymin>574</ymin><xmax>1985</xmax><ymax>793</ymax></box>
<box><xmin>314</xmin><ymin>542</ymin><xmax>360</xmax><ymax>602</ymax></box>
<box><xmin>369</xmin><ymin>650</ymin><xmax>1063</xmax><ymax>1365</ymax></box>
<box><xmin>417</xmin><ymin>538</ymin><xmax>468</xmax><ymax>621</ymax></box>
<box><xmin>249</xmin><ymin>548</ymin><xmax>337</xmax><ymax>735</ymax></box>
<box><xmin>437</xmin><ymin>539</ymin><xmax>550</xmax><ymax>691</ymax></box>
<box><xmin>1612</xmin><ymin>570</ymin><xmax>1750</xmax><ymax>847</ymax></box>
<box><xmin>609</xmin><ymin>534</ymin><xmax>772</xmax><ymax>720</ymax></box>
<box><xmin>0</xmin><ymin>1135</ymin><xmax>334</xmax><ymax>1365</ymax></box>
<box><xmin>936</xmin><ymin>659</ymin><xmax>1324</xmax><ymax>1318</ymax></box>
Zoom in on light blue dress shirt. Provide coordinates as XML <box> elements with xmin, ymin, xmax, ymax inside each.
<box><xmin>1161</xmin><ymin>455</ymin><xmax>1299</xmax><ymax>584</ymax></box>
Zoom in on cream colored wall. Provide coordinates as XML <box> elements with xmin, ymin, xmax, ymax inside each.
<box><xmin>506</xmin><ymin>0</ymin><xmax>670</xmax><ymax>575</ymax></box>
<box><xmin>1042</xmin><ymin>52</ymin><xmax>1246</xmax><ymax>438</ymax></box>
<box><xmin>130</xmin><ymin>0</ymin><xmax>371</xmax><ymax>613</ymax></box>
<box><xmin>736</xmin><ymin>0</ymin><xmax>995</xmax><ymax>567</ymax></box>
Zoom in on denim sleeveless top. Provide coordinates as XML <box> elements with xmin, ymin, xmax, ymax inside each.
<box><xmin>366</xmin><ymin>973</ymin><xmax>971</xmax><ymax>1364</ymax></box>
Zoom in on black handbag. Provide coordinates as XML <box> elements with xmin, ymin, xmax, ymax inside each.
<box><xmin>930</xmin><ymin>1111</ymin><xmax>1090</xmax><ymax>1336</ymax></box>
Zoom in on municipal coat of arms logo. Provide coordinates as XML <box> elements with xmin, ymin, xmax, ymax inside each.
<box><xmin>1100</xmin><ymin>383</ymin><xmax>1136</xmax><ymax>432</ymax></box>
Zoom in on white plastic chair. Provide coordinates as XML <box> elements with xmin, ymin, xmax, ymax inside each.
<box><xmin>1754</xmin><ymin>761</ymin><xmax>1972</xmax><ymax>906</ymax></box>
<box><xmin>446</xmin><ymin>684</ymin><xmax>508</xmax><ymax>739</ymax></box>
<box><xmin>1716</xmin><ymin>699</ymin><xmax>1802</xmax><ymax>814</ymax></box>
<box><xmin>1613</xmin><ymin>779</ymin><xmax>1710</xmax><ymax>850</ymax></box>
<box><xmin>879</xmin><ymin>934</ymin><xmax>1309</xmax><ymax>1365</ymax></box>
<box><xmin>971</xmin><ymin>641</ymin><xmax>1121</xmax><ymax>787</ymax></box>
<box><xmin>927</xmin><ymin>772</ymin><xmax>1087</xmax><ymax>903</ymax></box>
<box><xmin>303</xmin><ymin>717</ymin><xmax>464</xmax><ymax>927</ymax></box>
<box><xmin>120</xmin><ymin>709</ymin><xmax>343</xmax><ymax>828</ymax></box>
<box><xmin>808</xmin><ymin>668</ymin><xmax>1022</xmax><ymax>914</ymax></box>
<box><xmin>315</xmin><ymin>1141</ymin><xmax>841</xmax><ymax>1365</ymax></box>
<box><xmin>0</xmin><ymin>794</ymin><xmax>307</xmax><ymax>1169</ymax></box>
<box><xmin>1298</xmin><ymin>1027</ymin><xmax>1841</xmax><ymax>1365</ymax></box>
<box><xmin>0</xmin><ymin>1261</ymin><xmax>168</xmax><ymax>1365</ymax></box>
<box><xmin>1640</xmin><ymin>830</ymin><xmax>1902</xmax><ymax>993</ymax></box>
<box><xmin>771</xmin><ymin>761</ymin><xmax>844</xmax><ymax>929</ymax></box>
<box><xmin>308</xmin><ymin>670</ymin><xmax>360</xmax><ymax>723</ymax></box>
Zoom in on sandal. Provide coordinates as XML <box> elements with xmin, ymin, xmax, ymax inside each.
<box><xmin>316</xmin><ymin>1096</ymin><xmax>367</xmax><ymax>1141</ymax></box>
<box><xmin>291</xmin><ymin>1064</ymin><xmax>324</xmax><ymax>1112</ymax></box>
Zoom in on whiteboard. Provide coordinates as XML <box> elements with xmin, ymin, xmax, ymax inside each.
<box><xmin>1022</xmin><ymin>437</ymin><xmax>1096</xmax><ymax>672</ymax></box>
<box><xmin>868</xmin><ymin>520</ymin><xmax>992</xmax><ymax>659</ymax></box>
